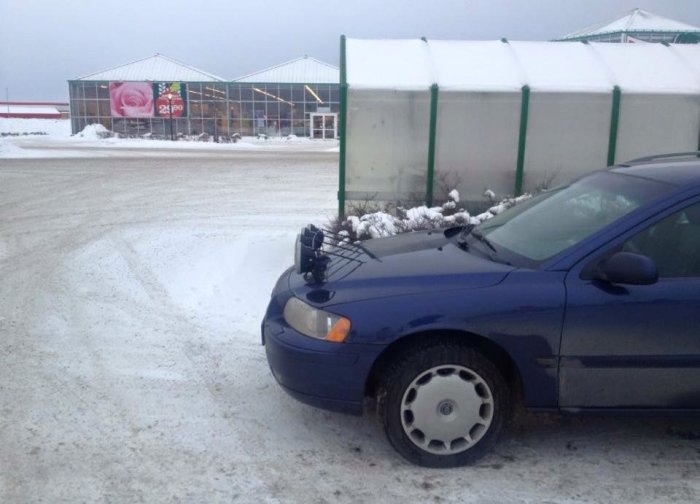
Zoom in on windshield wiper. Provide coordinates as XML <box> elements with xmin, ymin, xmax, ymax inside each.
<box><xmin>458</xmin><ymin>225</ymin><xmax>511</xmax><ymax>265</ymax></box>
<box><xmin>457</xmin><ymin>224</ymin><xmax>476</xmax><ymax>250</ymax></box>
<box><xmin>471</xmin><ymin>229</ymin><xmax>498</xmax><ymax>255</ymax></box>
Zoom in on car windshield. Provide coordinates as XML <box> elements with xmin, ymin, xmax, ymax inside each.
<box><xmin>471</xmin><ymin>171</ymin><xmax>674</xmax><ymax>266</ymax></box>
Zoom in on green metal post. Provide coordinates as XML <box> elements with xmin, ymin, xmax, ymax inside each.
<box><xmin>338</xmin><ymin>35</ymin><xmax>348</xmax><ymax>218</ymax></box>
<box><xmin>607</xmin><ymin>86</ymin><xmax>622</xmax><ymax>166</ymax></box>
<box><xmin>515</xmin><ymin>85</ymin><xmax>530</xmax><ymax>196</ymax></box>
<box><xmin>426</xmin><ymin>84</ymin><xmax>439</xmax><ymax>206</ymax></box>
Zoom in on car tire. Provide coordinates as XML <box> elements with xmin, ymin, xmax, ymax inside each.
<box><xmin>380</xmin><ymin>340</ymin><xmax>509</xmax><ymax>467</ymax></box>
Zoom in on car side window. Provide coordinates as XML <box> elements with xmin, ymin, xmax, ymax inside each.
<box><xmin>622</xmin><ymin>201</ymin><xmax>700</xmax><ymax>278</ymax></box>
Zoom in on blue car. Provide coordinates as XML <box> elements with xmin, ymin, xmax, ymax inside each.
<box><xmin>262</xmin><ymin>153</ymin><xmax>700</xmax><ymax>467</ymax></box>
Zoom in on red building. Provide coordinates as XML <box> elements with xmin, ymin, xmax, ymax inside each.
<box><xmin>0</xmin><ymin>102</ymin><xmax>68</xmax><ymax>119</ymax></box>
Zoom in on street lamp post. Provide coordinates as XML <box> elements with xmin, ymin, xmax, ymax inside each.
<box><xmin>167</xmin><ymin>92</ymin><xmax>174</xmax><ymax>141</ymax></box>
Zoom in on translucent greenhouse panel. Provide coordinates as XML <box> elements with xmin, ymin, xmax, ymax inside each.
<box><xmin>522</xmin><ymin>92</ymin><xmax>611</xmax><ymax>193</ymax></box>
<box><xmin>434</xmin><ymin>92</ymin><xmax>521</xmax><ymax>203</ymax></box>
<box><xmin>615</xmin><ymin>94</ymin><xmax>700</xmax><ymax>164</ymax></box>
<box><xmin>345</xmin><ymin>88</ymin><xmax>430</xmax><ymax>203</ymax></box>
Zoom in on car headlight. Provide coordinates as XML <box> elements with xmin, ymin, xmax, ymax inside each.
<box><xmin>283</xmin><ymin>297</ymin><xmax>351</xmax><ymax>343</ymax></box>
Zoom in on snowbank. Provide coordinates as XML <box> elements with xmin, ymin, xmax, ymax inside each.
<box><xmin>0</xmin><ymin>117</ymin><xmax>71</xmax><ymax>137</ymax></box>
<box><xmin>0</xmin><ymin>118</ymin><xmax>339</xmax><ymax>158</ymax></box>
<box><xmin>0</xmin><ymin>140</ymin><xmax>26</xmax><ymax>157</ymax></box>
<box><xmin>75</xmin><ymin>123</ymin><xmax>112</xmax><ymax>139</ymax></box>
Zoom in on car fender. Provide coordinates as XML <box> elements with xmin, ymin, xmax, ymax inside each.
<box><xmin>337</xmin><ymin>270</ymin><xmax>566</xmax><ymax>408</ymax></box>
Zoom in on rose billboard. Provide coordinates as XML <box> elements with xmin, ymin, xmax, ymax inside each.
<box><xmin>155</xmin><ymin>82</ymin><xmax>187</xmax><ymax>118</ymax></box>
<box><xmin>109</xmin><ymin>82</ymin><xmax>187</xmax><ymax>118</ymax></box>
<box><xmin>109</xmin><ymin>82</ymin><xmax>154</xmax><ymax>118</ymax></box>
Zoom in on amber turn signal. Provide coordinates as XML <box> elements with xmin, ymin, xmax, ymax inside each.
<box><xmin>326</xmin><ymin>317</ymin><xmax>351</xmax><ymax>342</ymax></box>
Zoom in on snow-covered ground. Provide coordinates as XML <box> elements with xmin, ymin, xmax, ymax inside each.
<box><xmin>0</xmin><ymin>124</ymin><xmax>698</xmax><ymax>503</ymax></box>
<box><xmin>0</xmin><ymin>118</ymin><xmax>339</xmax><ymax>159</ymax></box>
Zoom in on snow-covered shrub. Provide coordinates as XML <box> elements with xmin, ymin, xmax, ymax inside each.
<box><xmin>327</xmin><ymin>190</ymin><xmax>532</xmax><ymax>243</ymax></box>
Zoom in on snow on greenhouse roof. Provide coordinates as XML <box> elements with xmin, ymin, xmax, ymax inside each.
<box><xmin>589</xmin><ymin>42</ymin><xmax>700</xmax><ymax>93</ymax></box>
<box><xmin>345</xmin><ymin>38</ymin><xmax>700</xmax><ymax>94</ymax></box>
<box><xmin>76</xmin><ymin>54</ymin><xmax>225</xmax><ymax>82</ymax></box>
<box><xmin>427</xmin><ymin>40</ymin><xmax>525</xmax><ymax>92</ymax></box>
<box><xmin>559</xmin><ymin>8</ymin><xmax>700</xmax><ymax>40</ymax></box>
<box><xmin>233</xmin><ymin>56</ymin><xmax>338</xmax><ymax>83</ymax></box>
<box><xmin>670</xmin><ymin>44</ymin><xmax>700</xmax><ymax>87</ymax></box>
<box><xmin>346</xmin><ymin>39</ymin><xmax>433</xmax><ymax>90</ymax></box>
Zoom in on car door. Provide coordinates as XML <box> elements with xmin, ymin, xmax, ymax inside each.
<box><xmin>559</xmin><ymin>198</ymin><xmax>700</xmax><ymax>409</ymax></box>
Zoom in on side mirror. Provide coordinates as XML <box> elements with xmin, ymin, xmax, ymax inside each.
<box><xmin>597</xmin><ymin>252</ymin><xmax>658</xmax><ymax>285</ymax></box>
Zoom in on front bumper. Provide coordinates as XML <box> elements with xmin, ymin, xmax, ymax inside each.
<box><xmin>262</xmin><ymin>297</ymin><xmax>384</xmax><ymax>416</ymax></box>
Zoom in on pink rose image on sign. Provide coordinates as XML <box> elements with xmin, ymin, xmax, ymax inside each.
<box><xmin>109</xmin><ymin>82</ymin><xmax>154</xmax><ymax>117</ymax></box>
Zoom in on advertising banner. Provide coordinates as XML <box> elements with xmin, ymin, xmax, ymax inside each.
<box><xmin>155</xmin><ymin>82</ymin><xmax>187</xmax><ymax>118</ymax></box>
<box><xmin>109</xmin><ymin>82</ymin><xmax>154</xmax><ymax>118</ymax></box>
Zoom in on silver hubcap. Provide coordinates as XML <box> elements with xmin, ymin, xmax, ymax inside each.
<box><xmin>400</xmin><ymin>364</ymin><xmax>494</xmax><ymax>455</ymax></box>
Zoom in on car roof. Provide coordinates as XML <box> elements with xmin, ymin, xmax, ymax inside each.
<box><xmin>611</xmin><ymin>157</ymin><xmax>700</xmax><ymax>187</ymax></box>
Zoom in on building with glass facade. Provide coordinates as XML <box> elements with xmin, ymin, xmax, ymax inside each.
<box><xmin>68</xmin><ymin>54</ymin><xmax>339</xmax><ymax>139</ymax></box>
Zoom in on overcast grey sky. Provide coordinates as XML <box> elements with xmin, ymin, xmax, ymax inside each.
<box><xmin>1</xmin><ymin>0</ymin><xmax>699</xmax><ymax>101</ymax></box>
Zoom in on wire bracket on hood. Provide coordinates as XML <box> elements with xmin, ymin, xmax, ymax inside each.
<box><xmin>294</xmin><ymin>224</ymin><xmax>366</xmax><ymax>284</ymax></box>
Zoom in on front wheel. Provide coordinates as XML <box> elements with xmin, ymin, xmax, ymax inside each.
<box><xmin>380</xmin><ymin>342</ymin><xmax>509</xmax><ymax>467</ymax></box>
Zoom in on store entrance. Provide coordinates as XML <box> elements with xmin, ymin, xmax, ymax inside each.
<box><xmin>310</xmin><ymin>113</ymin><xmax>337</xmax><ymax>139</ymax></box>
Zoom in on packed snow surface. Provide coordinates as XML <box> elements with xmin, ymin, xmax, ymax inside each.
<box><xmin>0</xmin><ymin>131</ymin><xmax>698</xmax><ymax>502</ymax></box>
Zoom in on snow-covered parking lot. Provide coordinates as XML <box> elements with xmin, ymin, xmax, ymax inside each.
<box><xmin>0</xmin><ymin>135</ymin><xmax>698</xmax><ymax>503</ymax></box>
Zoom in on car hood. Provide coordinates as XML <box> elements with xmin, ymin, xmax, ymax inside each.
<box><xmin>288</xmin><ymin>230</ymin><xmax>514</xmax><ymax>307</ymax></box>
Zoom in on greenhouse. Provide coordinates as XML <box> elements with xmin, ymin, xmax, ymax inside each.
<box><xmin>68</xmin><ymin>54</ymin><xmax>339</xmax><ymax>139</ymax></box>
<box><xmin>556</xmin><ymin>8</ymin><xmax>700</xmax><ymax>44</ymax></box>
<box><xmin>338</xmin><ymin>37</ymin><xmax>700</xmax><ymax>215</ymax></box>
